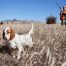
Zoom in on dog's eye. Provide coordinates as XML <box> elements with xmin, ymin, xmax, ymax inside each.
<box><xmin>7</xmin><ymin>32</ymin><xmax>10</xmax><ymax>34</ymax></box>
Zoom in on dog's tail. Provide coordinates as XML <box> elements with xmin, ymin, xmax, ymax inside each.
<box><xmin>28</xmin><ymin>23</ymin><xmax>33</xmax><ymax>35</ymax></box>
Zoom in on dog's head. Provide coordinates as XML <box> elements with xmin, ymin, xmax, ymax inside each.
<box><xmin>3</xmin><ymin>27</ymin><xmax>15</xmax><ymax>40</ymax></box>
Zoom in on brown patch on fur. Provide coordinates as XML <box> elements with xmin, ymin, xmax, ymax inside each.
<box><xmin>7</xmin><ymin>28</ymin><xmax>15</xmax><ymax>40</ymax></box>
<box><xmin>7</xmin><ymin>30</ymin><xmax>11</xmax><ymax>34</ymax></box>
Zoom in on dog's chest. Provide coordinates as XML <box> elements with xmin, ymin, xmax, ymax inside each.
<box><xmin>9</xmin><ymin>41</ymin><xmax>17</xmax><ymax>49</ymax></box>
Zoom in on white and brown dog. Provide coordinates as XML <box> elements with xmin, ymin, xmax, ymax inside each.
<box><xmin>3</xmin><ymin>23</ymin><xmax>33</xmax><ymax>59</ymax></box>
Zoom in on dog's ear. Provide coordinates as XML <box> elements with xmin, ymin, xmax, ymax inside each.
<box><xmin>10</xmin><ymin>28</ymin><xmax>15</xmax><ymax>40</ymax></box>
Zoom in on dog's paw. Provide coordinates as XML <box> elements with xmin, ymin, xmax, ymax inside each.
<box><xmin>12</xmin><ymin>55</ymin><xmax>16</xmax><ymax>59</ymax></box>
<box><xmin>17</xmin><ymin>55</ymin><xmax>20</xmax><ymax>60</ymax></box>
<box><xmin>17</xmin><ymin>57</ymin><xmax>20</xmax><ymax>60</ymax></box>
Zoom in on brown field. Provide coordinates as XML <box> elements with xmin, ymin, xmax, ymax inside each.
<box><xmin>0</xmin><ymin>22</ymin><xmax>66</xmax><ymax>66</ymax></box>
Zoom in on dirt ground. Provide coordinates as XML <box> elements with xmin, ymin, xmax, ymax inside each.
<box><xmin>0</xmin><ymin>22</ymin><xmax>66</xmax><ymax>66</ymax></box>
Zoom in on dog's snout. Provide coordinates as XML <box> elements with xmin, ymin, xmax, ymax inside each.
<box><xmin>3</xmin><ymin>31</ymin><xmax>5</xmax><ymax>39</ymax></box>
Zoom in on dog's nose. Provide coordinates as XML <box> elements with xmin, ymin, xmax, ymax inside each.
<box><xmin>3</xmin><ymin>32</ymin><xmax>5</xmax><ymax>39</ymax></box>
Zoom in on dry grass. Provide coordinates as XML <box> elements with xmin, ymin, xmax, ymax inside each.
<box><xmin>0</xmin><ymin>23</ymin><xmax>66</xmax><ymax>66</ymax></box>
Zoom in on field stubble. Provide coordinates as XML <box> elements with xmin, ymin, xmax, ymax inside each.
<box><xmin>0</xmin><ymin>23</ymin><xmax>66</xmax><ymax>66</ymax></box>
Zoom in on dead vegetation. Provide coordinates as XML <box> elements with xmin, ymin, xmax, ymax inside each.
<box><xmin>0</xmin><ymin>23</ymin><xmax>66</xmax><ymax>66</ymax></box>
<box><xmin>46</xmin><ymin>16</ymin><xmax>56</xmax><ymax>24</ymax></box>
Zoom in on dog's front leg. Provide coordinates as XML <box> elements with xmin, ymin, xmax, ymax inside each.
<box><xmin>17</xmin><ymin>46</ymin><xmax>23</xmax><ymax>60</ymax></box>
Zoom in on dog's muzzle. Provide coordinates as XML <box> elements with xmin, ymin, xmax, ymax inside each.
<box><xmin>3</xmin><ymin>32</ymin><xmax>6</xmax><ymax>40</ymax></box>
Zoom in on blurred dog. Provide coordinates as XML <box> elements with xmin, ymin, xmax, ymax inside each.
<box><xmin>3</xmin><ymin>23</ymin><xmax>33</xmax><ymax>59</ymax></box>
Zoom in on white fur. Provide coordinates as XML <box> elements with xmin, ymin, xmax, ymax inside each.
<box><xmin>3</xmin><ymin>23</ymin><xmax>33</xmax><ymax>59</ymax></box>
<box><xmin>4</xmin><ymin>27</ymin><xmax>11</xmax><ymax>40</ymax></box>
<box><xmin>61</xmin><ymin>62</ymin><xmax>66</xmax><ymax>66</ymax></box>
